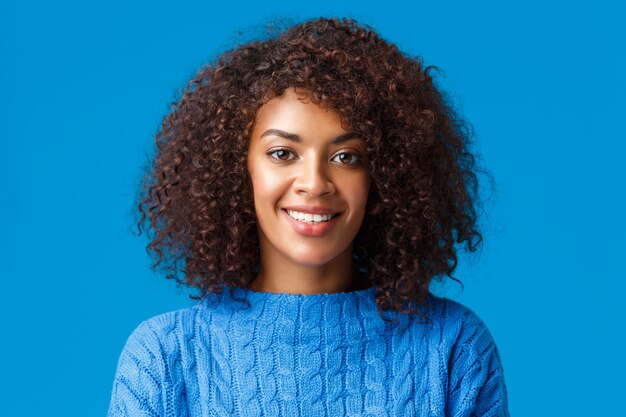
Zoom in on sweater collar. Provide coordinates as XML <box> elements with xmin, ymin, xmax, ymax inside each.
<box><xmin>201</xmin><ymin>285</ymin><xmax>380</xmax><ymax>321</ymax></box>
<box><xmin>231</xmin><ymin>285</ymin><xmax>376</xmax><ymax>302</ymax></box>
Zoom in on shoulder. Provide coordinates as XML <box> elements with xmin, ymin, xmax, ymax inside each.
<box><xmin>424</xmin><ymin>294</ymin><xmax>502</xmax><ymax>369</ymax></box>
<box><xmin>426</xmin><ymin>294</ymin><xmax>486</xmax><ymax>326</ymax></box>
<box><xmin>424</xmin><ymin>294</ymin><xmax>497</xmax><ymax>350</ymax></box>
<box><xmin>107</xmin><ymin>304</ymin><xmax>203</xmax><ymax>416</ymax></box>
<box><xmin>120</xmin><ymin>304</ymin><xmax>201</xmax><ymax>361</ymax></box>
<box><xmin>424</xmin><ymin>295</ymin><xmax>510</xmax><ymax>416</ymax></box>
<box><xmin>111</xmin><ymin>306</ymin><xmax>197</xmax><ymax>384</ymax></box>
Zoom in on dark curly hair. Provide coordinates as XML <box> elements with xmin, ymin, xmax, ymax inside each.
<box><xmin>136</xmin><ymin>17</ymin><xmax>485</xmax><ymax>319</ymax></box>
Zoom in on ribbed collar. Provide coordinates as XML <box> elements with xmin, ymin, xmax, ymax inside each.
<box><xmin>231</xmin><ymin>285</ymin><xmax>377</xmax><ymax>303</ymax></box>
<box><xmin>201</xmin><ymin>285</ymin><xmax>382</xmax><ymax>321</ymax></box>
<box><xmin>199</xmin><ymin>285</ymin><xmax>434</xmax><ymax>335</ymax></box>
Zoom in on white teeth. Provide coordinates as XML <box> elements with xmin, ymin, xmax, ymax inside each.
<box><xmin>286</xmin><ymin>210</ymin><xmax>334</xmax><ymax>223</ymax></box>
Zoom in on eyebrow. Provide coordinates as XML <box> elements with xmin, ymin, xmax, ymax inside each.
<box><xmin>259</xmin><ymin>129</ymin><xmax>362</xmax><ymax>144</ymax></box>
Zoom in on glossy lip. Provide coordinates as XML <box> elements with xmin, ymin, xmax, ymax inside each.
<box><xmin>281</xmin><ymin>209</ymin><xmax>342</xmax><ymax>237</ymax></box>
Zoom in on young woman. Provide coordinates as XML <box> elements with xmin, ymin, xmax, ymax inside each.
<box><xmin>107</xmin><ymin>17</ymin><xmax>509</xmax><ymax>416</ymax></box>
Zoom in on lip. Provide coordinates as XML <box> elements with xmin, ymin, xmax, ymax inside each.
<box><xmin>281</xmin><ymin>209</ymin><xmax>342</xmax><ymax>237</ymax></box>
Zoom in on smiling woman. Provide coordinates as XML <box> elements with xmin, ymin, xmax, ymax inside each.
<box><xmin>107</xmin><ymin>17</ymin><xmax>509</xmax><ymax>416</ymax></box>
<box><xmin>247</xmin><ymin>87</ymin><xmax>371</xmax><ymax>294</ymax></box>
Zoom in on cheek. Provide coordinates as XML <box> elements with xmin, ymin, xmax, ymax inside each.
<box><xmin>346</xmin><ymin>175</ymin><xmax>370</xmax><ymax>213</ymax></box>
<box><xmin>250</xmin><ymin>168</ymin><xmax>288</xmax><ymax>211</ymax></box>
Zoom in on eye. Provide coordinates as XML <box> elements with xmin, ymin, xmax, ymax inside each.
<box><xmin>267</xmin><ymin>148</ymin><xmax>296</xmax><ymax>161</ymax></box>
<box><xmin>331</xmin><ymin>152</ymin><xmax>363</xmax><ymax>166</ymax></box>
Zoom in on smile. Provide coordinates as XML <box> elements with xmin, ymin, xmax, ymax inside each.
<box><xmin>281</xmin><ymin>209</ymin><xmax>342</xmax><ymax>237</ymax></box>
<box><xmin>286</xmin><ymin>210</ymin><xmax>337</xmax><ymax>224</ymax></box>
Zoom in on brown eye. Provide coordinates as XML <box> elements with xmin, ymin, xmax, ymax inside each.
<box><xmin>267</xmin><ymin>149</ymin><xmax>296</xmax><ymax>161</ymax></box>
<box><xmin>331</xmin><ymin>152</ymin><xmax>362</xmax><ymax>166</ymax></box>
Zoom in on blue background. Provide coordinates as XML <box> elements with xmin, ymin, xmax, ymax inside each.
<box><xmin>1</xmin><ymin>0</ymin><xmax>624</xmax><ymax>415</ymax></box>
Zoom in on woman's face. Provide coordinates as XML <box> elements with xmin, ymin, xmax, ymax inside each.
<box><xmin>247</xmin><ymin>88</ymin><xmax>370</xmax><ymax>269</ymax></box>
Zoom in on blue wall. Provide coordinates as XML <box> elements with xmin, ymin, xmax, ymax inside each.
<box><xmin>2</xmin><ymin>0</ymin><xmax>624</xmax><ymax>415</ymax></box>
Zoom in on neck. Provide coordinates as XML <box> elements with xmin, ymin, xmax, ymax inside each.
<box><xmin>249</xmin><ymin>245</ymin><xmax>368</xmax><ymax>295</ymax></box>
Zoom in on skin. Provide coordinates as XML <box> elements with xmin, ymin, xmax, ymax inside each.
<box><xmin>246</xmin><ymin>87</ymin><xmax>371</xmax><ymax>294</ymax></box>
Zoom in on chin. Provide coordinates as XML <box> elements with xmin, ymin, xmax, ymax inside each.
<box><xmin>288</xmin><ymin>252</ymin><xmax>336</xmax><ymax>267</ymax></box>
<box><xmin>284</xmin><ymin>244</ymin><xmax>350</xmax><ymax>267</ymax></box>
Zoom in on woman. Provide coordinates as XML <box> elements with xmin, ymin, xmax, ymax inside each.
<box><xmin>107</xmin><ymin>17</ymin><xmax>509</xmax><ymax>416</ymax></box>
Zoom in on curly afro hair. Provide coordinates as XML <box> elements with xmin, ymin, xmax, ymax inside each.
<box><xmin>137</xmin><ymin>17</ymin><xmax>484</xmax><ymax>318</ymax></box>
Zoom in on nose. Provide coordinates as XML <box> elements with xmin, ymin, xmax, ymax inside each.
<box><xmin>294</xmin><ymin>158</ymin><xmax>336</xmax><ymax>197</ymax></box>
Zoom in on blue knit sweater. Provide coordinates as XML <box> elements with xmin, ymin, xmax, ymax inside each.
<box><xmin>107</xmin><ymin>287</ymin><xmax>509</xmax><ymax>416</ymax></box>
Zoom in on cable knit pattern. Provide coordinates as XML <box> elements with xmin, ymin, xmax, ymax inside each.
<box><xmin>107</xmin><ymin>288</ymin><xmax>509</xmax><ymax>416</ymax></box>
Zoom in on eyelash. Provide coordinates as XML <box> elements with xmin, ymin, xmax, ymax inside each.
<box><xmin>266</xmin><ymin>148</ymin><xmax>363</xmax><ymax>166</ymax></box>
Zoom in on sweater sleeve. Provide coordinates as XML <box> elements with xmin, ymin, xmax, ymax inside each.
<box><xmin>445</xmin><ymin>304</ymin><xmax>510</xmax><ymax>417</ymax></box>
<box><xmin>106</xmin><ymin>317</ymin><xmax>174</xmax><ymax>417</ymax></box>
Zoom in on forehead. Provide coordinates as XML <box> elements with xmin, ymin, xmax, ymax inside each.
<box><xmin>251</xmin><ymin>88</ymin><xmax>349</xmax><ymax>138</ymax></box>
